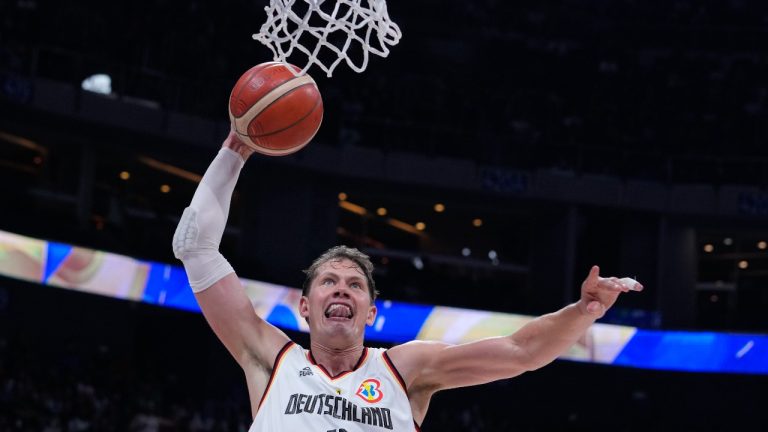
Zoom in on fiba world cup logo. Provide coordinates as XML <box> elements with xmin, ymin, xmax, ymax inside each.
<box><xmin>355</xmin><ymin>378</ymin><xmax>384</xmax><ymax>403</ymax></box>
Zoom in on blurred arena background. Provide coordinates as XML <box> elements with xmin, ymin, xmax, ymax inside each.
<box><xmin>1</xmin><ymin>0</ymin><xmax>768</xmax><ymax>430</ymax></box>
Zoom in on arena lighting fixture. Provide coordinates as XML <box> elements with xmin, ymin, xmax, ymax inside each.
<box><xmin>138</xmin><ymin>157</ymin><xmax>202</xmax><ymax>183</ymax></box>
<box><xmin>412</xmin><ymin>256</ymin><xmax>424</xmax><ymax>270</ymax></box>
<box><xmin>81</xmin><ymin>73</ymin><xmax>112</xmax><ymax>95</ymax></box>
<box><xmin>386</xmin><ymin>218</ymin><xmax>423</xmax><ymax>235</ymax></box>
<box><xmin>738</xmin><ymin>260</ymin><xmax>749</xmax><ymax>269</ymax></box>
<box><xmin>433</xmin><ymin>203</ymin><xmax>445</xmax><ymax>213</ymax></box>
<box><xmin>376</xmin><ymin>207</ymin><xmax>387</xmax><ymax>216</ymax></box>
<box><xmin>723</xmin><ymin>237</ymin><xmax>733</xmax><ymax>246</ymax></box>
<box><xmin>0</xmin><ymin>131</ymin><xmax>46</xmax><ymax>154</ymax></box>
<box><xmin>758</xmin><ymin>241</ymin><xmax>767</xmax><ymax>250</ymax></box>
<box><xmin>415</xmin><ymin>222</ymin><xmax>426</xmax><ymax>231</ymax></box>
<box><xmin>703</xmin><ymin>244</ymin><xmax>714</xmax><ymax>253</ymax></box>
<box><xmin>119</xmin><ymin>171</ymin><xmax>131</xmax><ymax>181</ymax></box>
<box><xmin>461</xmin><ymin>247</ymin><xmax>471</xmax><ymax>257</ymax></box>
<box><xmin>338</xmin><ymin>200</ymin><xmax>366</xmax><ymax>215</ymax></box>
<box><xmin>337</xmin><ymin>201</ymin><xmax>423</xmax><ymax>235</ymax></box>
<box><xmin>488</xmin><ymin>250</ymin><xmax>498</xmax><ymax>260</ymax></box>
<box><xmin>472</xmin><ymin>218</ymin><xmax>483</xmax><ymax>227</ymax></box>
<box><xmin>160</xmin><ymin>184</ymin><xmax>171</xmax><ymax>193</ymax></box>
<box><xmin>338</xmin><ymin>192</ymin><xmax>348</xmax><ymax>201</ymax></box>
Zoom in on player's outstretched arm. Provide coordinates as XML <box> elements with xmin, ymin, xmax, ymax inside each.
<box><xmin>172</xmin><ymin>129</ymin><xmax>289</xmax><ymax>371</ymax></box>
<box><xmin>389</xmin><ymin>266</ymin><xmax>642</xmax><ymax>399</ymax></box>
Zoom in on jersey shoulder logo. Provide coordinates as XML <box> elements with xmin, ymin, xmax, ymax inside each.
<box><xmin>299</xmin><ymin>366</ymin><xmax>313</xmax><ymax>377</ymax></box>
<box><xmin>355</xmin><ymin>378</ymin><xmax>383</xmax><ymax>403</ymax></box>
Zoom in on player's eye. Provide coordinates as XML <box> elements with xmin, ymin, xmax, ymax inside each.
<box><xmin>322</xmin><ymin>278</ymin><xmax>335</xmax><ymax>286</ymax></box>
<box><xmin>350</xmin><ymin>282</ymin><xmax>361</xmax><ymax>289</ymax></box>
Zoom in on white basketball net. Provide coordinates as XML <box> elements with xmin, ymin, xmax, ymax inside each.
<box><xmin>253</xmin><ymin>0</ymin><xmax>402</xmax><ymax>77</ymax></box>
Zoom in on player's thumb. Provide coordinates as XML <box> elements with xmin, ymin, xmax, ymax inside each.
<box><xmin>587</xmin><ymin>265</ymin><xmax>600</xmax><ymax>284</ymax></box>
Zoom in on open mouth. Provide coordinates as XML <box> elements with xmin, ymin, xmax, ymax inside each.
<box><xmin>324</xmin><ymin>303</ymin><xmax>353</xmax><ymax>320</ymax></box>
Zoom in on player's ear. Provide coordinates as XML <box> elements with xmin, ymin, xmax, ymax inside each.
<box><xmin>299</xmin><ymin>296</ymin><xmax>309</xmax><ymax>319</ymax></box>
<box><xmin>365</xmin><ymin>304</ymin><xmax>377</xmax><ymax>326</ymax></box>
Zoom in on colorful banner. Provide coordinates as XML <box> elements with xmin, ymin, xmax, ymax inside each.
<box><xmin>0</xmin><ymin>229</ymin><xmax>765</xmax><ymax>374</ymax></box>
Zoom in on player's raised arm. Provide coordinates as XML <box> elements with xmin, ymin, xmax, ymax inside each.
<box><xmin>172</xmin><ymin>129</ymin><xmax>289</xmax><ymax>371</ymax></box>
<box><xmin>388</xmin><ymin>266</ymin><xmax>642</xmax><ymax>416</ymax></box>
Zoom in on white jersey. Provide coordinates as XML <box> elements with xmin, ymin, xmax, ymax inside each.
<box><xmin>249</xmin><ymin>342</ymin><xmax>420</xmax><ymax>432</ymax></box>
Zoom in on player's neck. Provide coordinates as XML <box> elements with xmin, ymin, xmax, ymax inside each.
<box><xmin>309</xmin><ymin>340</ymin><xmax>365</xmax><ymax>376</ymax></box>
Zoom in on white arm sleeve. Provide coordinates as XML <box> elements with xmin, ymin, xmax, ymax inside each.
<box><xmin>172</xmin><ymin>147</ymin><xmax>245</xmax><ymax>292</ymax></box>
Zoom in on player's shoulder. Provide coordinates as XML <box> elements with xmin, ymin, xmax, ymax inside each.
<box><xmin>389</xmin><ymin>340</ymin><xmax>449</xmax><ymax>353</ymax></box>
<box><xmin>385</xmin><ymin>340</ymin><xmax>449</xmax><ymax>365</ymax></box>
<box><xmin>379</xmin><ymin>341</ymin><xmax>450</xmax><ymax>389</ymax></box>
<box><xmin>270</xmin><ymin>340</ymin><xmax>304</xmax><ymax>364</ymax></box>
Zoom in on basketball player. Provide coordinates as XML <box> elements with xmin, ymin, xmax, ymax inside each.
<box><xmin>172</xmin><ymin>129</ymin><xmax>642</xmax><ymax>431</ymax></box>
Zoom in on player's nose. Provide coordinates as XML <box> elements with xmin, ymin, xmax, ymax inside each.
<box><xmin>332</xmin><ymin>284</ymin><xmax>352</xmax><ymax>297</ymax></box>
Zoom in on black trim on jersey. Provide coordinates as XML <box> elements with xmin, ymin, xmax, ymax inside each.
<box><xmin>308</xmin><ymin>346</ymin><xmax>369</xmax><ymax>380</ymax></box>
<box><xmin>383</xmin><ymin>350</ymin><xmax>422</xmax><ymax>431</ymax></box>
<box><xmin>256</xmin><ymin>341</ymin><xmax>295</xmax><ymax>411</ymax></box>
<box><xmin>382</xmin><ymin>351</ymin><xmax>408</xmax><ymax>392</ymax></box>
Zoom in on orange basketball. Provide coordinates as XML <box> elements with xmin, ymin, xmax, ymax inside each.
<box><xmin>228</xmin><ymin>62</ymin><xmax>323</xmax><ymax>156</ymax></box>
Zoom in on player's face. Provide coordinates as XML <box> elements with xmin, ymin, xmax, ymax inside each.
<box><xmin>299</xmin><ymin>258</ymin><xmax>377</xmax><ymax>342</ymax></box>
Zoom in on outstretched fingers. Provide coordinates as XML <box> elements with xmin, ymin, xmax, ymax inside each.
<box><xmin>595</xmin><ymin>276</ymin><xmax>644</xmax><ymax>293</ymax></box>
<box><xmin>618</xmin><ymin>277</ymin><xmax>644</xmax><ymax>292</ymax></box>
